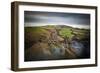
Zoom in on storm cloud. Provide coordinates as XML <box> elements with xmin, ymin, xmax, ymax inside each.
<box><xmin>24</xmin><ymin>11</ymin><xmax>90</xmax><ymax>29</ymax></box>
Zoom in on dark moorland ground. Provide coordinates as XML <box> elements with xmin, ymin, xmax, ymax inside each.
<box><xmin>24</xmin><ymin>25</ymin><xmax>90</xmax><ymax>61</ymax></box>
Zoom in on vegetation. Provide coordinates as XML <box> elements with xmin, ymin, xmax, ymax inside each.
<box><xmin>24</xmin><ymin>25</ymin><xmax>90</xmax><ymax>61</ymax></box>
<box><xmin>59</xmin><ymin>28</ymin><xmax>74</xmax><ymax>39</ymax></box>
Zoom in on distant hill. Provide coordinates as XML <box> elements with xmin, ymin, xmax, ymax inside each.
<box><xmin>25</xmin><ymin>23</ymin><xmax>90</xmax><ymax>29</ymax></box>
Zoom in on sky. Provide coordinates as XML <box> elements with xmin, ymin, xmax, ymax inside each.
<box><xmin>24</xmin><ymin>11</ymin><xmax>90</xmax><ymax>29</ymax></box>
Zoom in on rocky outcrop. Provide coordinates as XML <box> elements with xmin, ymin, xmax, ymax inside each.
<box><xmin>25</xmin><ymin>25</ymin><xmax>90</xmax><ymax>61</ymax></box>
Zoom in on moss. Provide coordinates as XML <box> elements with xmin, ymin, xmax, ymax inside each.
<box><xmin>59</xmin><ymin>28</ymin><xmax>74</xmax><ymax>39</ymax></box>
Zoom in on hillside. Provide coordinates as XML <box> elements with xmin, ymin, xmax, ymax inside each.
<box><xmin>24</xmin><ymin>25</ymin><xmax>90</xmax><ymax>61</ymax></box>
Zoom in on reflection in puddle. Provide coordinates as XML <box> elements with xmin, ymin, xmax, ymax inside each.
<box><xmin>71</xmin><ymin>40</ymin><xmax>84</xmax><ymax>56</ymax></box>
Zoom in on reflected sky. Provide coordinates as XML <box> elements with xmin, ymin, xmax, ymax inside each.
<box><xmin>24</xmin><ymin>11</ymin><xmax>90</xmax><ymax>29</ymax></box>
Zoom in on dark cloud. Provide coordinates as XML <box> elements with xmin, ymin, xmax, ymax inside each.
<box><xmin>24</xmin><ymin>11</ymin><xmax>90</xmax><ymax>25</ymax></box>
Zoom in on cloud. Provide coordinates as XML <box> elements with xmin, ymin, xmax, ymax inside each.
<box><xmin>24</xmin><ymin>11</ymin><xmax>90</xmax><ymax>27</ymax></box>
